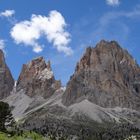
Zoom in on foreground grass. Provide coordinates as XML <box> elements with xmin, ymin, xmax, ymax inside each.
<box><xmin>0</xmin><ymin>131</ymin><xmax>47</xmax><ymax>140</ymax></box>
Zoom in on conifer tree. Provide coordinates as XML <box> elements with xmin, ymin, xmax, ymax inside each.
<box><xmin>0</xmin><ymin>101</ymin><xmax>15</xmax><ymax>132</ymax></box>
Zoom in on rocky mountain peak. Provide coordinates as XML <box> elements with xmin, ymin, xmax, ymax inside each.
<box><xmin>0</xmin><ymin>49</ymin><xmax>14</xmax><ymax>100</ymax></box>
<box><xmin>22</xmin><ymin>56</ymin><xmax>52</xmax><ymax>78</ymax></box>
<box><xmin>62</xmin><ymin>40</ymin><xmax>140</xmax><ymax>110</ymax></box>
<box><xmin>17</xmin><ymin>57</ymin><xmax>61</xmax><ymax>98</ymax></box>
<box><xmin>76</xmin><ymin>40</ymin><xmax>137</xmax><ymax>73</ymax></box>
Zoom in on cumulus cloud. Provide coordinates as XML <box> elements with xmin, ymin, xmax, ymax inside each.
<box><xmin>0</xmin><ymin>10</ymin><xmax>15</xmax><ymax>17</ymax></box>
<box><xmin>10</xmin><ymin>10</ymin><xmax>73</xmax><ymax>55</ymax></box>
<box><xmin>0</xmin><ymin>39</ymin><xmax>5</xmax><ymax>51</ymax></box>
<box><xmin>106</xmin><ymin>0</ymin><xmax>120</xmax><ymax>6</ymax></box>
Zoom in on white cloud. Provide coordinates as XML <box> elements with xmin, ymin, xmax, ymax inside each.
<box><xmin>106</xmin><ymin>0</ymin><xmax>120</xmax><ymax>6</ymax></box>
<box><xmin>0</xmin><ymin>39</ymin><xmax>5</xmax><ymax>51</ymax></box>
<box><xmin>0</xmin><ymin>10</ymin><xmax>15</xmax><ymax>17</ymax></box>
<box><xmin>33</xmin><ymin>44</ymin><xmax>43</xmax><ymax>53</ymax></box>
<box><xmin>10</xmin><ymin>10</ymin><xmax>73</xmax><ymax>55</ymax></box>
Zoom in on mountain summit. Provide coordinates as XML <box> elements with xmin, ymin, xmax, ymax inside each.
<box><xmin>62</xmin><ymin>40</ymin><xmax>140</xmax><ymax>110</ymax></box>
<box><xmin>16</xmin><ymin>56</ymin><xmax>61</xmax><ymax>98</ymax></box>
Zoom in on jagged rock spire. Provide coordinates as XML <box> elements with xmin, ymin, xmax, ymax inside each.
<box><xmin>17</xmin><ymin>56</ymin><xmax>61</xmax><ymax>98</ymax></box>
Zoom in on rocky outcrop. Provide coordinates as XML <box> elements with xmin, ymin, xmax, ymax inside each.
<box><xmin>16</xmin><ymin>57</ymin><xmax>61</xmax><ymax>98</ymax></box>
<box><xmin>0</xmin><ymin>49</ymin><xmax>14</xmax><ymax>99</ymax></box>
<box><xmin>62</xmin><ymin>40</ymin><xmax>140</xmax><ymax>110</ymax></box>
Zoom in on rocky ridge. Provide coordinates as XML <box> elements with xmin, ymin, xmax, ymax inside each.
<box><xmin>62</xmin><ymin>40</ymin><xmax>140</xmax><ymax>111</ymax></box>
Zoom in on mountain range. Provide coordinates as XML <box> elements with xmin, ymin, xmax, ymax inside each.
<box><xmin>0</xmin><ymin>40</ymin><xmax>140</xmax><ymax>139</ymax></box>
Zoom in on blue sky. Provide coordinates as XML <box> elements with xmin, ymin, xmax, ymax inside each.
<box><xmin>0</xmin><ymin>0</ymin><xmax>140</xmax><ymax>85</ymax></box>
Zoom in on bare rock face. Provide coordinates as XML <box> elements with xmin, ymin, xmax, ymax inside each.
<box><xmin>0</xmin><ymin>50</ymin><xmax>14</xmax><ymax>99</ymax></box>
<box><xmin>62</xmin><ymin>40</ymin><xmax>140</xmax><ymax>110</ymax></box>
<box><xmin>17</xmin><ymin>57</ymin><xmax>61</xmax><ymax>98</ymax></box>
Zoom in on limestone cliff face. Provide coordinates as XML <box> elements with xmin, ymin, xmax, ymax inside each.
<box><xmin>0</xmin><ymin>50</ymin><xmax>14</xmax><ymax>99</ymax></box>
<box><xmin>62</xmin><ymin>40</ymin><xmax>140</xmax><ymax>110</ymax></box>
<box><xmin>17</xmin><ymin>57</ymin><xmax>61</xmax><ymax>98</ymax></box>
